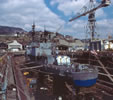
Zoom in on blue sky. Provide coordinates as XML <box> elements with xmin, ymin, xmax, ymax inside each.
<box><xmin>0</xmin><ymin>0</ymin><xmax>113</xmax><ymax>39</ymax></box>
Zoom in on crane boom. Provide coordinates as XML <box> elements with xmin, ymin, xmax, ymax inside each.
<box><xmin>69</xmin><ymin>0</ymin><xmax>110</xmax><ymax>22</ymax></box>
<box><xmin>69</xmin><ymin>0</ymin><xmax>110</xmax><ymax>40</ymax></box>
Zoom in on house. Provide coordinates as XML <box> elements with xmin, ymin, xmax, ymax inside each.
<box><xmin>68</xmin><ymin>39</ymin><xmax>85</xmax><ymax>52</ymax></box>
<box><xmin>0</xmin><ymin>42</ymin><xmax>8</xmax><ymax>50</ymax></box>
<box><xmin>32</xmin><ymin>31</ymin><xmax>56</xmax><ymax>42</ymax></box>
<box><xmin>0</xmin><ymin>42</ymin><xmax>8</xmax><ymax>52</ymax></box>
<box><xmin>8</xmin><ymin>40</ymin><xmax>23</xmax><ymax>52</ymax></box>
<box><xmin>55</xmin><ymin>39</ymin><xmax>70</xmax><ymax>53</ymax></box>
<box><xmin>65</xmin><ymin>35</ymin><xmax>73</xmax><ymax>40</ymax></box>
<box><xmin>52</xmin><ymin>34</ymin><xmax>85</xmax><ymax>52</ymax></box>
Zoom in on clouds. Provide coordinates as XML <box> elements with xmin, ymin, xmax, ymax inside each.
<box><xmin>50</xmin><ymin>0</ymin><xmax>107</xmax><ymax>18</ymax></box>
<box><xmin>96</xmin><ymin>19</ymin><xmax>113</xmax><ymax>38</ymax></box>
<box><xmin>59</xmin><ymin>20</ymin><xmax>87</xmax><ymax>38</ymax></box>
<box><xmin>50</xmin><ymin>0</ymin><xmax>86</xmax><ymax>16</ymax></box>
<box><xmin>0</xmin><ymin>0</ymin><xmax>112</xmax><ymax>39</ymax></box>
<box><xmin>96</xmin><ymin>9</ymin><xmax>107</xmax><ymax>18</ymax></box>
<box><xmin>0</xmin><ymin>0</ymin><xmax>65</xmax><ymax>32</ymax></box>
<box><xmin>49</xmin><ymin>0</ymin><xmax>113</xmax><ymax>39</ymax></box>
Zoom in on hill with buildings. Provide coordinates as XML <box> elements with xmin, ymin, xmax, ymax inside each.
<box><xmin>0</xmin><ymin>26</ymin><xmax>25</xmax><ymax>35</ymax></box>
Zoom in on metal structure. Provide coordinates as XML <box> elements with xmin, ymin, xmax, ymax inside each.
<box><xmin>0</xmin><ymin>54</ymin><xmax>9</xmax><ymax>100</ymax></box>
<box><xmin>32</xmin><ymin>22</ymin><xmax>36</xmax><ymax>41</ymax></box>
<box><xmin>69</xmin><ymin>0</ymin><xmax>111</xmax><ymax>40</ymax></box>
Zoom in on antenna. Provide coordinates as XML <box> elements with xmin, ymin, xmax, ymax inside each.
<box><xmin>44</xmin><ymin>25</ymin><xmax>46</xmax><ymax>31</ymax></box>
<box><xmin>32</xmin><ymin>20</ymin><xmax>36</xmax><ymax>41</ymax></box>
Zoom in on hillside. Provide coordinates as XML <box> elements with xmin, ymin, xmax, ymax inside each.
<box><xmin>0</xmin><ymin>26</ymin><xmax>25</xmax><ymax>35</ymax></box>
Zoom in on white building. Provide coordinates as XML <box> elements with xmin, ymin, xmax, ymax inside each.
<box><xmin>104</xmin><ymin>40</ymin><xmax>113</xmax><ymax>50</ymax></box>
<box><xmin>8</xmin><ymin>40</ymin><xmax>23</xmax><ymax>52</ymax></box>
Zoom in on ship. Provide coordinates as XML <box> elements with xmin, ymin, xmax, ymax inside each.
<box><xmin>25</xmin><ymin>40</ymin><xmax>98</xmax><ymax>87</ymax></box>
<box><xmin>72</xmin><ymin>64</ymin><xmax>98</xmax><ymax>87</ymax></box>
<box><xmin>25</xmin><ymin>23</ymin><xmax>98</xmax><ymax>87</ymax></box>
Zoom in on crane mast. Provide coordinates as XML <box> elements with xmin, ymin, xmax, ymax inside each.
<box><xmin>69</xmin><ymin>0</ymin><xmax>111</xmax><ymax>40</ymax></box>
<box><xmin>32</xmin><ymin>22</ymin><xmax>36</xmax><ymax>41</ymax></box>
<box><xmin>88</xmin><ymin>0</ymin><xmax>96</xmax><ymax>40</ymax></box>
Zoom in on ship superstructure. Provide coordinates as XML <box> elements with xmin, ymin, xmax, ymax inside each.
<box><xmin>25</xmin><ymin>23</ymin><xmax>98</xmax><ymax>87</ymax></box>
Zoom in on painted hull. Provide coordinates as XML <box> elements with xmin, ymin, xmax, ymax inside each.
<box><xmin>72</xmin><ymin>70</ymin><xmax>98</xmax><ymax>87</ymax></box>
<box><xmin>73</xmin><ymin>78</ymin><xmax>97</xmax><ymax>87</ymax></box>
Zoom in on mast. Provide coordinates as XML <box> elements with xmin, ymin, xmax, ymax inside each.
<box><xmin>32</xmin><ymin>21</ymin><xmax>35</xmax><ymax>42</ymax></box>
<box><xmin>88</xmin><ymin>0</ymin><xmax>96</xmax><ymax>41</ymax></box>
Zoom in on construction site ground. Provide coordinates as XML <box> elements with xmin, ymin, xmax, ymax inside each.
<box><xmin>12</xmin><ymin>53</ymin><xmax>113</xmax><ymax>100</ymax></box>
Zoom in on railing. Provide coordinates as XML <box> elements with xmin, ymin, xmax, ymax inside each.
<box><xmin>0</xmin><ymin>53</ymin><xmax>9</xmax><ymax>100</ymax></box>
<box><xmin>11</xmin><ymin>56</ymin><xmax>31</xmax><ymax>100</ymax></box>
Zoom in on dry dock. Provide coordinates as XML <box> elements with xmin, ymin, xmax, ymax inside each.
<box><xmin>0</xmin><ymin>51</ymin><xmax>113</xmax><ymax>100</ymax></box>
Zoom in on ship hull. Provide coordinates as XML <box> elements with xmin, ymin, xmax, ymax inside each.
<box><xmin>73</xmin><ymin>78</ymin><xmax>97</xmax><ymax>87</ymax></box>
<box><xmin>72</xmin><ymin>70</ymin><xmax>98</xmax><ymax>87</ymax></box>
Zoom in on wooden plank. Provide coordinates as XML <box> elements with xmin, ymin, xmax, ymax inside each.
<box><xmin>99</xmin><ymin>67</ymin><xmax>113</xmax><ymax>70</ymax></box>
<box><xmin>99</xmin><ymin>72</ymin><xmax>113</xmax><ymax>77</ymax></box>
<box><xmin>65</xmin><ymin>82</ymin><xmax>76</xmax><ymax>95</ymax></box>
<box><xmin>97</xmin><ymin>79</ymin><xmax>113</xmax><ymax>86</ymax></box>
<box><xmin>94</xmin><ymin>54</ymin><xmax>113</xmax><ymax>82</ymax></box>
<box><xmin>20</xmin><ymin>65</ymin><xmax>43</xmax><ymax>70</ymax></box>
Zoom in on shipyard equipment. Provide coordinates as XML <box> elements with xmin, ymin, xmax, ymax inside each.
<box><xmin>69</xmin><ymin>0</ymin><xmax>111</xmax><ymax>40</ymax></box>
<box><xmin>25</xmin><ymin>22</ymin><xmax>99</xmax><ymax>88</ymax></box>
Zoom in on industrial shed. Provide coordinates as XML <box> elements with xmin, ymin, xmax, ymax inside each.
<box><xmin>8</xmin><ymin>40</ymin><xmax>23</xmax><ymax>52</ymax></box>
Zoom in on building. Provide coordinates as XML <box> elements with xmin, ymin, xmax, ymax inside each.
<box><xmin>89</xmin><ymin>39</ymin><xmax>113</xmax><ymax>51</ymax></box>
<box><xmin>89</xmin><ymin>40</ymin><xmax>102</xmax><ymax>51</ymax></box>
<box><xmin>31</xmin><ymin>30</ymin><xmax>56</xmax><ymax>42</ymax></box>
<box><xmin>0</xmin><ymin>42</ymin><xmax>8</xmax><ymax>52</ymax></box>
<box><xmin>68</xmin><ymin>39</ymin><xmax>85</xmax><ymax>52</ymax></box>
<box><xmin>55</xmin><ymin>39</ymin><xmax>70</xmax><ymax>53</ymax></box>
<box><xmin>103</xmin><ymin>39</ymin><xmax>113</xmax><ymax>50</ymax></box>
<box><xmin>0</xmin><ymin>42</ymin><xmax>8</xmax><ymax>50</ymax></box>
<box><xmin>8</xmin><ymin>40</ymin><xmax>23</xmax><ymax>52</ymax></box>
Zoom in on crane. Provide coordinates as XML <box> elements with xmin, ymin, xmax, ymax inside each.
<box><xmin>69</xmin><ymin>0</ymin><xmax>111</xmax><ymax>40</ymax></box>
